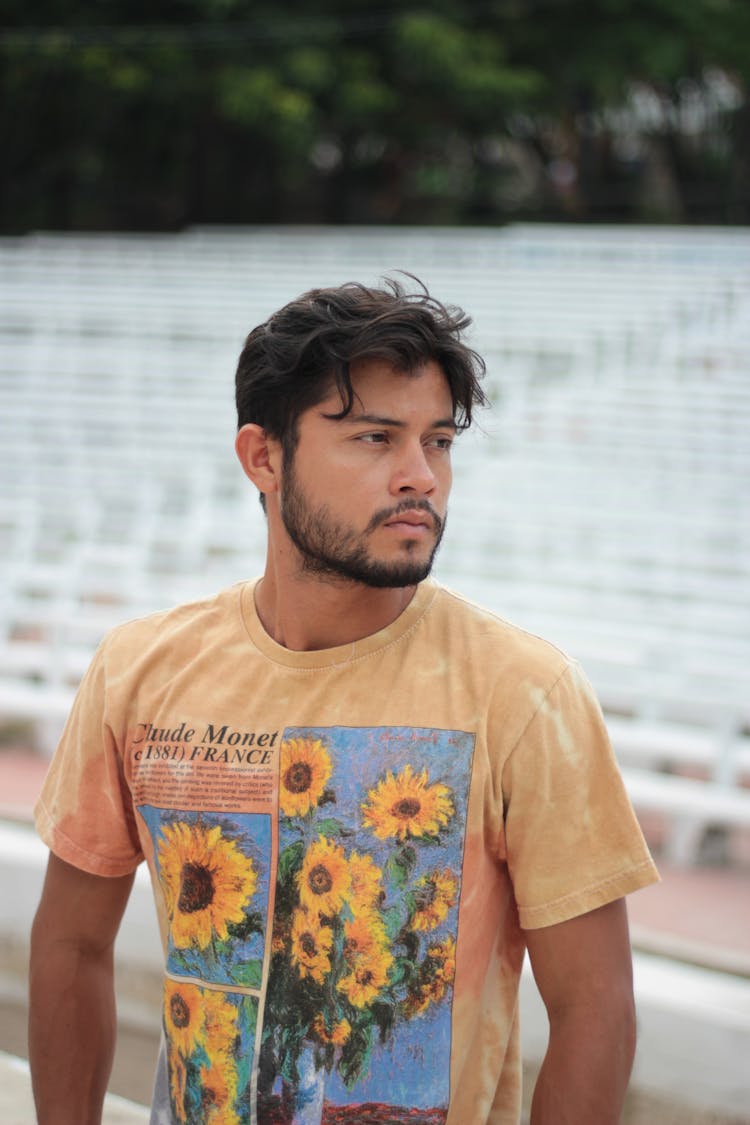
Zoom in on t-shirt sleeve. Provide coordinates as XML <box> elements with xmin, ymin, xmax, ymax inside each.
<box><xmin>34</xmin><ymin>636</ymin><xmax>144</xmax><ymax>877</ymax></box>
<box><xmin>501</xmin><ymin>660</ymin><xmax>658</xmax><ymax>929</ymax></box>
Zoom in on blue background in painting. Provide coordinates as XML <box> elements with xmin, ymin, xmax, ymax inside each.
<box><xmin>226</xmin><ymin>990</ymin><xmax>259</xmax><ymax>1102</ymax></box>
<box><xmin>278</xmin><ymin>725</ymin><xmax>474</xmax><ymax>1110</ymax></box>
<box><xmin>326</xmin><ymin>989</ymin><xmax>452</xmax><ymax>1109</ymax></box>
<box><xmin>138</xmin><ymin>805</ymin><xmax>272</xmax><ymax>986</ymax></box>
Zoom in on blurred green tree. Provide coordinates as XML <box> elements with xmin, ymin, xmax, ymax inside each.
<box><xmin>0</xmin><ymin>0</ymin><xmax>747</xmax><ymax>230</ymax></box>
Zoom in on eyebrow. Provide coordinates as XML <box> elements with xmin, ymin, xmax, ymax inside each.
<box><xmin>331</xmin><ymin>411</ymin><xmax>458</xmax><ymax>431</ymax></box>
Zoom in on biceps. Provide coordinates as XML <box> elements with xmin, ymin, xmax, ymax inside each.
<box><xmin>525</xmin><ymin>898</ymin><xmax>634</xmax><ymax>1018</ymax></box>
<box><xmin>32</xmin><ymin>852</ymin><xmax>135</xmax><ymax>955</ymax></box>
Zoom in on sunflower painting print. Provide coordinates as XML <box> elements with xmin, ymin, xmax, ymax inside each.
<box><xmin>139</xmin><ymin>807</ymin><xmax>271</xmax><ymax>1122</ymax></box>
<box><xmin>158</xmin><ymin>821</ymin><xmax>258</xmax><ymax>949</ymax></box>
<box><xmin>260</xmin><ymin>725</ymin><xmax>474</xmax><ymax>1125</ymax></box>
<box><xmin>160</xmin><ymin>978</ymin><xmax>257</xmax><ymax>1125</ymax></box>
<box><xmin>297</xmin><ymin>836</ymin><xmax>351</xmax><ymax>916</ymax></box>
<box><xmin>139</xmin><ymin>807</ymin><xmax>271</xmax><ymax>990</ymax></box>
<box><xmin>280</xmin><ymin>736</ymin><xmax>333</xmax><ymax>817</ymax></box>
<box><xmin>361</xmin><ymin>764</ymin><xmax>454</xmax><ymax>842</ymax></box>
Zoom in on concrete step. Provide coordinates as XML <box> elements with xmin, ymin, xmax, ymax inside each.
<box><xmin>0</xmin><ymin>1050</ymin><xmax>149</xmax><ymax>1125</ymax></box>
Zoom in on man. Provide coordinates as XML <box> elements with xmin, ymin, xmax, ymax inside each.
<box><xmin>30</xmin><ymin>278</ymin><xmax>658</xmax><ymax>1125</ymax></box>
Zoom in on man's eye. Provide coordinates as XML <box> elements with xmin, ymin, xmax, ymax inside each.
<box><xmin>360</xmin><ymin>432</ymin><xmax>388</xmax><ymax>444</ymax></box>
<box><xmin>430</xmin><ymin>436</ymin><xmax>454</xmax><ymax>450</ymax></box>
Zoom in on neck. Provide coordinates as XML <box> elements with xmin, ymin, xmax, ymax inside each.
<box><xmin>254</xmin><ymin>547</ymin><xmax>418</xmax><ymax>652</ymax></box>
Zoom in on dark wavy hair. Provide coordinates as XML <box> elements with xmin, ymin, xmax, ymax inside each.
<box><xmin>235</xmin><ymin>276</ymin><xmax>487</xmax><ymax>457</ymax></box>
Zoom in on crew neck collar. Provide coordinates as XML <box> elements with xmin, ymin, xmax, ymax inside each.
<box><xmin>239</xmin><ymin>577</ymin><xmax>438</xmax><ymax>669</ymax></box>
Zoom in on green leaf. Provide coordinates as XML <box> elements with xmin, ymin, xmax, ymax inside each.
<box><xmin>314</xmin><ymin>816</ymin><xmax>345</xmax><ymax>839</ymax></box>
<box><xmin>370</xmin><ymin>1000</ymin><xmax>396</xmax><ymax>1043</ymax></box>
<box><xmin>387</xmin><ymin>958</ymin><xmax>411</xmax><ymax>990</ymax></box>
<box><xmin>232</xmin><ymin>960</ymin><xmax>263</xmax><ymax>989</ymax></box>
<box><xmin>399</xmin><ymin>930</ymin><xmax>421</xmax><ymax>963</ymax></box>
<box><xmin>278</xmin><ymin>840</ymin><xmax>305</xmax><ymax>882</ymax></box>
<box><xmin>385</xmin><ymin>845</ymin><xmax>417</xmax><ymax>888</ymax></box>
<box><xmin>338</xmin><ymin>1021</ymin><xmax>374</xmax><ymax>1089</ymax></box>
<box><xmin>226</xmin><ymin>910</ymin><xmax>264</xmax><ymax>941</ymax></box>
<box><xmin>382</xmin><ymin>904</ymin><xmax>406</xmax><ymax>940</ymax></box>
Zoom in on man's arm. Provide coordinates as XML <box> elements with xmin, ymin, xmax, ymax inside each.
<box><xmin>525</xmin><ymin>897</ymin><xmax>637</xmax><ymax>1125</ymax></box>
<box><xmin>29</xmin><ymin>852</ymin><xmax>136</xmax><ymax>1125</ymax></box>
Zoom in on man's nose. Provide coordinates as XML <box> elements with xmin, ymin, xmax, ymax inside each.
<box><xmin>390</xmin><ymin>442</ymin><xmax>436</xmax><ymax>495</ymax></box>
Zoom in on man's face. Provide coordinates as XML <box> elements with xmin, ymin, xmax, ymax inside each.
<box><xmin>277</xmin><ymin>358</ymin><xmax>455</xmax><ymax>588</ymax></box>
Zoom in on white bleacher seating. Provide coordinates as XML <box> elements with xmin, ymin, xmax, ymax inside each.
<box><xmin>620</xmin><ymin>768</ymin><xmax>750</xmax><ymax>866</ymax></box>
<box><xmin>1</xmin><ymin>224</ymin><xmax>748</xmax><ymax>865</ymax></box>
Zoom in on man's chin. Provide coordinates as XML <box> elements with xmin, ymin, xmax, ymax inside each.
<box><xmin>342</xmin><ymin>554</ymin><xmax>436</xmax><ymax>589</ymax></box>
<box><xmin>299</xmin><ymin>551</ymin><xmax>435</xmax><ymax>589</ymax></box>
<box><xmin>360</xmin><ymin>567</ymin><xmax>432</xmax><ymax>589</ymax></box>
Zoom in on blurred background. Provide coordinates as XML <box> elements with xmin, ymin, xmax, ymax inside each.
<box><xmin>1</xmin><ymin>0</ymin><xmax>749</xmax><ymax>230</ymax></box>
<box><xmin>0</xmin><ymin>4</ymin><xmax>749</xmax><ymax>1124</ymax></box>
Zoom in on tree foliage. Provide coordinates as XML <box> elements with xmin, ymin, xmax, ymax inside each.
<box><xmin>0</xmin><ymin>0</ymin><xmax>747</xmax><ymax>230</ymax></box>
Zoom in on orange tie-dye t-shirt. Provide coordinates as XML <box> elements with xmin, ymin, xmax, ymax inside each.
<box><xmin>36</xmin><ymin>578</ymin><xmax>658</xmax><ymax>1125</ymax></box>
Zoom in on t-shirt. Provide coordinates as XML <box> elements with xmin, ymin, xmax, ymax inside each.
<box><xmin>35</xmin><ymin>577</ymin><xmax>658</xmax><ymax>1125</ymax></box>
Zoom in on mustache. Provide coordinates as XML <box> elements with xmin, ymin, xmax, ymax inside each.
<box><xmin>364</xmin><ymin>499</ymin><xmax>444</xmax><ymax>536</ymax></box>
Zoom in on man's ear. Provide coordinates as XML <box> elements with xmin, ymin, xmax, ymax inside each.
<box><xmin>235</xmin><ymin>424</ymin><xmax>281</xmax><ymax>502</ymax></box>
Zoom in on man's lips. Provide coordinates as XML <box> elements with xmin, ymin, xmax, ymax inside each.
<box><xmin>384</xmin><ymin>515</ymin><xmax>431</xmax><ymax>526</ymax></box>
<box><xmin>365</xmin><ymin>502</ymin><xmax>442</xmax><ymax>536</ymax></box>
<box><xmin>383</xmin><ymin>512</ymin><xmax>434</xmax><ymax>530</ymax></box>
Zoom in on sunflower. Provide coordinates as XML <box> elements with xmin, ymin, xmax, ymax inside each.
<box><xmin>164</xmin><ymin>979</ymin><xmax>204</xmax><ymax>1058</ymax></box>
<box><xmin>297</xmin><ymin>836</ymin><xmax>351</xmax><ymax>916</ymax></box>
<box><xmin>158</xmin><ymin>821</ymin><xmax>258</xmax><ymax>949</ymax></box>
<box><xmin>342</xmin><ymin>913</ymin><xmax>389</xmax><ymax>967</ymax></box>
<box><xmin>429</xmin><ymin>934</ymin><xmax>457</xmax><ymax>984</ymax></box>
<box><xmin>403</xmin><ymin>971</ymin><xmax>446</xmax><ymax>1019</ymax></box>
<box><xmin>402</xmin><ymin>985</ymin><xmax>432</xmax><ymax>1019</ymax></box>
<box><xmin>291</xmin><ymin>908</ymin><xmax>334</xmax><ymax>984</ymax></box>
<box><xmin>361</xmin><ymin>764</ymin><xmax>454</xmax><ymax>841</ymax></box>
<box><xmin>200</xmin><ymin>1059</ymin><xmax>240</xmax><ymax>1125</ymax></box>
<box><xmin>337</xmin><ymin>945</ymin><xmax>392</xmax><ymax>1009</ymax></box>
<box><xmin>338</xmin><ymin>916</ymin><xmax>393</xmax><ymax>1008</ymax></box>
<box><xmin>167</xmin><ymin>1046</ymin><xmax>188</xmax><ymax>1123</ymax></box>
<box><xmin>410</xmin><ymin>868</ymin><xmax>459</xmax><ymax>932</ymax></box>
<box><xmin>347</xmin><ymin>851</ymin><xmax>383</xmax><ymax>910</ymax></box>
<box><xmin>312</xmin><ymin>1014</ymin><xmax>352</xmax><ymax>1047</ymax></box>
<box><xmin>202</xmin><ymin>989</ymin><xmax>238</xmax><ymax>1061</ymax></box>
<box><xmin>279</xmin><ymin>737</ymin><xmax>332</xmax><ymax>817</ymax></box>
<box><xmin>403</xmin><ymin>935</ymin><xmax>457</xmax><ymax>1018</ymax></box>
<box><xmin>271</xmin><ymin>920</ymin><xmax>289</xmax><ymax>956</ymax></box>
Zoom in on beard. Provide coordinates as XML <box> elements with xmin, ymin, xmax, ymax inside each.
<box><xmin>279</xmin><ymin>458</ymin><xmax>446</xmax><ymax>588</ymax></box>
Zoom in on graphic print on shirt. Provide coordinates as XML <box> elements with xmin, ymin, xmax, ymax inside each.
<box><xmin>138</xmin><ymin>806</ymin><xmax>272</xmax><ymax>989</ymax></box>
<box><xmin>138</xmin><ymin>725</ymin><xmax>474</xmax><ymax>1124</ymax></box>
<box><xmin>138</xmin><ymin>805</ymin><xmax>272</xmax><ymax>1121</ymax></box>
<box><xmin>258</xmin><ymin>725</ymin><xmax>474</xmax><ymax>1125</ymax></box>
<box><xmin>161</xmin><ymin>979</ymin><xmax>259</xmax><ymax>1123</ymax></box>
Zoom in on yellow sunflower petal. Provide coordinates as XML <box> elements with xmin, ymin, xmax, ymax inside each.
<box><xmin>337</xmin><ymin>945</ymin><xmax>392</xmax><ymax>1009</ymax></box>
<box><xmin>291</xmin><ymin>908</ymin><xmax>333</xmax><ymax>984</ymax></box>
<box><xmin>279</xmin><ymin>738</ymin><xmax>332</xmax><ymax>817</ymax></box>
<box><xmin>347</xmin><ymin>852</ymin><xmax>383</xmax><ymax>909</ymax></box>
<box><xmin>158</xmin><ymin>822</ymin><xmax>258</xmax><ymax>950</ymax></box>
<box><xmin>312</xmin><ymin>1014</ymin><xmax>352</xmax><ymax>1047</ymax></box>
<box><xmin>202</xmin><ymin>990</ymin><xmax>238</xmax><ymax>1059</ymax></box>
<box><xmin>200</xmin><ymin>1059</ymin><xmax>240</xmax><ymax>1125</ymax></box>
<box><xmin>297</xmin><ymin>836</ymin><xmax>351</xmax><ymax>916</ymax></box>
<box><xmin>343</xmin><ymin>912</ymin><xmax>389</xmax><ymax>968</ymax></box>
<box><xmin>429</xmin><ymin>935</ymin><xmax>457</xmax><ymax>983</ymax></box>
<box><xmin>411</xmin><ymin>868</ymin><xmax>459</xmax><ymax>932</ymax></box>
<box><xmin>163</xmin><ymin>979</ymin><xmax>204</xmax><ymax>1058</ymax></box>
<box><xmin>361</xmin><ymin>765</ymin><xmax>454</xmax><ymax>841</ymax></box>
<box><xmin>167</xmin><ymin>1046</ymin><xmax>188</xmax><ymax>1122</ymax></box>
